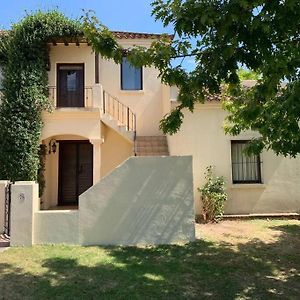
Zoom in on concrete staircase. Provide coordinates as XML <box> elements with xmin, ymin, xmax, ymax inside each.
<box><xmin>136</xmin><ymin>136</ymin><xmax>169</xmax><ymax>156</ymax></box>
<box><xmin>101</xmin><ymin>113</ymin><xmax>135</xmax><ymax>142</ymax></box>
<box><xmin>101</xmin><ymin>90</ymin><xmax>136</xmax><ymax>143</ymax></box>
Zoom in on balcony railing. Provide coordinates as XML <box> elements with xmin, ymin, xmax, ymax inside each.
<box><xmin>102</xmin><ymin>90</ymin><xmax>136</xmax><ymax>132</ymax></box>
<box><xmin>48</xmin><ymin>86</ymin><xmax>93</xmax><ymax>108</ymax></box>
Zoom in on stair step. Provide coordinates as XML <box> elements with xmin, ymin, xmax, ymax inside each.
<box><xmin>135</xmin><ymin>135</ymin><xmax>169</xmax><ymax>156</ymax></box>
<box><xmin>136</xmin><ymin>141</ymin><xmax>168</xmax><ymax>147</ymax></box>
<box><xmin>136</xmin><ymin>152</ymin><xmax>169</xmax><ymax>156</ymax></box>
<box><xmin>136</xmin><ymin>136</ymin><xmax>167</xmax><ymax>142</ymax></box>
<box><xmin>137</xmin><ymin>146</ymin><xmax>168</xmax><ymax>152</ymax></box>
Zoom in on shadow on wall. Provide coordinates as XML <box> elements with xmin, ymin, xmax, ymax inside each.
<box><xmin>79</xmin><ymin>156</ymin><xmax>195</xmax><ymax>246</ymax></box>
<box><xmin>0</xmin><ymin>223</ymin><xmax>299</xmax><ymax>299</ymax></box>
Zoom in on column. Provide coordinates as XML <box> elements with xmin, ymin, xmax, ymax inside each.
<box><xmin>10</xmin><ymin>181</ymin><xmax>39</xmax><ymax>246</ymax></box>
<box><xmin>90</xmin><ymin>139</ymin><xmax>102</xmax><ymax>184</ymax></box>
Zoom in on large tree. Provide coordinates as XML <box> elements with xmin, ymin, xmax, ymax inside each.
<box><xmin>83</xmin><ymin>0</ymin><xmax>300</xmax><ymax>156</ymax></box>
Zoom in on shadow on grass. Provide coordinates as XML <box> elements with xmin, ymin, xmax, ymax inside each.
<box><xmin>0</xmin><ymin>223</ymin><xmax>299</xmax><ymax>299</ymax></box>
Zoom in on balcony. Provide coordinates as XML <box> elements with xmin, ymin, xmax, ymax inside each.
<box><xmin>48</xmin><ymin>86</ymin><xmax>94</xmax><ymax>108</ymax></box>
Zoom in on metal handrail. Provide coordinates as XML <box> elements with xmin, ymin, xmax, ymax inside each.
<box><xmin>102</xmin><ymin>90</ymin><xmax>136</xmax><ymax>132</ymax></box>
<box><xmin>48</xmin><ymin>86</ymin><xmax>93</xmax><ymax>107</ymax></box>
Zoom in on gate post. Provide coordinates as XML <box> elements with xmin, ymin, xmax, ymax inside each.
<box><xmin>10</xmin><ymin>182</ymin><xmax>39</xmax><ymax>246</ymax></box>
<box><xmin>0</xmin><ymin>180</ymin><xmax>9</xmax><ymax>234</ymax></box>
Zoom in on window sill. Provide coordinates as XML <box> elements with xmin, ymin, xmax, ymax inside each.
<box><xmin>119</xmin><ymin>90</ymin><xmax>144</xmax><ymax>95</ymax></box>
<box><xmin>230</xmin><ymin>183</ymin><xmax>266</xmax><ymax>189</ymax></box>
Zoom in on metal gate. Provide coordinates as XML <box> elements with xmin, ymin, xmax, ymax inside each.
<box><xmin>3</xmin><ymin>182</ymin><xmax>11</xmax><ymax>236</ymax></box>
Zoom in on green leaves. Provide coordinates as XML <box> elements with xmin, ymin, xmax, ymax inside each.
<box><xmin>198</xmin><ymin>166</ymin><xmax>228</xmax><ymax>222</ymax></box>
<box><xmin>0</xmin><ymin>11</ymin><xmax>82</xmax><ymax>184</ymax></box>
<box><xmin>149</xmin><ymin>0</ymin><xmax>300</xmax><ymax>156</ymax></box>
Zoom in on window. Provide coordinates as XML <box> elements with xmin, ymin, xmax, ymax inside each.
<box><xmin>121</xmin><ymin>57</ymin><xmax>142</xmax><ymax>90</ymax></box>
<box><xmin>231</xmin><ymin>140</ymin><xmax>262</xmax><ymax>184</ymax></box>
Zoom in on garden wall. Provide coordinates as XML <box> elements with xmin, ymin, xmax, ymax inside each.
<box><xmin>79</xmin><ymin>156</ymin><xmax>195</xmax><ymax>245</ymax></box>
<box><xmin>9</xmin><ymin>156</ymin><xmax>195</xmax><ymax>246</ymax></box>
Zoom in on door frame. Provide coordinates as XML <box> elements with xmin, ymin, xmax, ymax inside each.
<box><xmin>56</xmin><ymin>63</ymin><xmax>85</xmax><ymax>107</ymax></box>
<box><xmin>58</xmin><ymin>140</ymin><xmax>93</xmax><ymax>206</ymax></box>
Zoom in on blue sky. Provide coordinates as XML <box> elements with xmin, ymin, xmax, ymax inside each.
<box><xmin>0</xmin><ymin>0</ymin><xmax>197</xmax><ymax>71</ymax></box>
<box><xmin>0</xmin><ymin>0</ymin><xmax>172</xmax><ymax>33</ymax></box>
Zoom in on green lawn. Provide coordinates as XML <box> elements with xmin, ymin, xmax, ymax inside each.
<box><xmin>0</xmin><ymin>219</ymin><xmax>299</xmax><ymax>299</ymax></box>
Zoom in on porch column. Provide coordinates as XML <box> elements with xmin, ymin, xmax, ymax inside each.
<box><xmin>90</xmin><ymin>139</ymin><xmax>102</xmax><ymax>184</ymax></box>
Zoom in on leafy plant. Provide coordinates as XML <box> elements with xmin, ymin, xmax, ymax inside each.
<box><xmin>198</xmin><ymin>166</ymin><xmax>228</xmax><ymax>222</ymax></box>
<box><xmin>37</xmin><ymin>144</ymin><xmax>47</xmax><ymax>198</ymax></box>
<box><xmin>0</xmin><ymin>11</ymin><xmax>81</xmax><ymax>187</ymax></box>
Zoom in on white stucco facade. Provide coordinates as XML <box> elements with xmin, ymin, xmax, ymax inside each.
<box><xmin>167</xmin><ymin>103</ymin><xmax>300</xmax><ymax>215</ymax></box>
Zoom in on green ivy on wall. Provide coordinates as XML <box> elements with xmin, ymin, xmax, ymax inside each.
<box><xmin>0</xmin><ymin>11</ymin><xmax>82</xmax><ymax>188</ymax></box>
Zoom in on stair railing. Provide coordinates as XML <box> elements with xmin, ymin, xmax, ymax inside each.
<box><xmin>102</xmin><ymin>90</ymin><xmax>137</xmax><ymax>155</ymax></box>
<box><xmin>102</xmin><ymin>90</ymin><xmax>136</xmax><ymax>133</ymax></box>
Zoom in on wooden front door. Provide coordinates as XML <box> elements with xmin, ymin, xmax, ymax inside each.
<box><xmin>58</xmin><ymin>141</ymin><xmax>93</xmax><ymax>205</ymax></box>
<box><xmin>57</xmin><ymin>64</ymin><xmax>84</xmax><ymax>107</ymax></box>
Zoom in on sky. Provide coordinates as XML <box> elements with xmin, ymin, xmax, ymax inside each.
<box><xmin>0</xmin><ymin>0</ymin><xmax>196</xmax><ymax>71</ymax></box>
<box><xmin>0</xmin><ymin>0</ymin><xmax>173</xmax><ymax>33</ymax></box>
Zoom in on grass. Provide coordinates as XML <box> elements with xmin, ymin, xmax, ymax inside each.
<box><xmin>0</xmin><ymin>219</ymin><xmax>299</xmax><ymax>299</ymax></box>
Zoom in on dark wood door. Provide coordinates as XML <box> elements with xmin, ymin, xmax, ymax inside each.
<box><xmin>57</xmin><ymin>64</ymin><xmax>84</xmax><ymax>107</ymax></box>
<box><xmin>58</xmin><ymin>141</ymin><xmax>93</xmax><ymax>205</ymax></box>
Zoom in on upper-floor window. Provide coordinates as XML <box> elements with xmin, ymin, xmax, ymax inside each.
<box><xmin>57</xmin><ymin>63</ymin><xmax>84</xmax><ymax>107</ymax></box>
<box><xmin>121</xmin><ymin>57</ymin><xmax>142</xmax><ymax>90</ymax></box>
<box><xmin>231</xmin><ymin>140</ymin><xmax>262</xmax><ymax>184</ymax></box>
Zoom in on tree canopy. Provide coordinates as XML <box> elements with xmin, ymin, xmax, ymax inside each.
<box><xmin>83</xmin><ymin>0</ymin><xmax>300</xmax><ymax>156</ymax></box>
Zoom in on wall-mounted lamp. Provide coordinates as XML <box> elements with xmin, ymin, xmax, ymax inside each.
<box><xmin>48</xmin><ymin>139</ymin><xmax>57</xmax><ymax>154</ymax></box>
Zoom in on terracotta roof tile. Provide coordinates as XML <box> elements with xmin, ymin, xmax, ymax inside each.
<box><xmin>0</xmin><ymin>29</ymin><xmax>173</xmax><ymax>41</ymax></box>
<box><xmin>112</xmin><ymin>31</ymin><xmax>174</xmax><ymax>40</ymax></box>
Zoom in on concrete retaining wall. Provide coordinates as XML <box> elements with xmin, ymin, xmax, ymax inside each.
<box><xmin>8</xmin><ymin>156</ymin><xmax>195</xmax><ymax>246</ymax></box>
<box><xmin>34</xmin><ymin>210</ymin><xmax>79</xmax><ymax>244</ymax></box>
<box><xmin>79</xmin><ymin>156</ymin><xmax>195</xmax><ymax>246</ymax></box>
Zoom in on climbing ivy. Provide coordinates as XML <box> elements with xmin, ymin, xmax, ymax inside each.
<box><xmin>0</xmin><ymin>11</ymin><xmax>82</xmax><ymax>184</ymax></box>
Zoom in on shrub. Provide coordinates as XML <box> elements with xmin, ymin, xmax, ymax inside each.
<box><xmin>198</xmin><ymin>166</ymin><xmax>228</xmax><ymax>222</ymax></box>
<box><xmin>0</xmin><ymin>11</ymin><xmax>82</xmax><ymax>189</ymax></box>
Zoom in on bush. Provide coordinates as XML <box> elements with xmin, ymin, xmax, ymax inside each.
<box><xmin>0</xmin><ymin>11</ymin><xmax>82</xmax><ymax>185</ymax></box>
<box><xmin>198</xmin><ymin>166</ymin><xmax>228</xmax><ymax>222</ymax></box>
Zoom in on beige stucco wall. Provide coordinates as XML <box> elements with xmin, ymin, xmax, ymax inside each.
<box><xmin>79</xmin><ymin>156</ymin><xmax>195</xmax><ymax>246</ymax></box>
<box><xmin>47</xmin><ymin>41</ymin><xmax>166</xmax><ymax>136</ymax></box>
<box><xmin>42</xmin><ymin>40</ymin><xmax>166</xmax><ymax>209</ymax></box>
<box><xmin>34</xmin><ymin>210</ymin><xmax>79</xmax><ymax>244</ymax></box>
<box><xmin>100</xmin><ymin>123</ymin><xmax>133</xmax><ymax>177</ymax></box>
<box><xmin>167</xmin><ymin>102</ymin><xmax>300</xmax><ymax>215</ymax></box>
<box><xmin>100</xmin><ymin>40</ymin><xmax>164</xmax><ymax>136</ymax></box>
<box><xmin>42</xmin><ymin>109</ymin><xmax>101</xmax><ymax>141</ymax></box>
<box><xmin>48</xmin><ymin>43</ymin><xmax>94</xmax><ymax>89</ymax></box>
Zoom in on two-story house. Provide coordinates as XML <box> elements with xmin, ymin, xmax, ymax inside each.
<box><xmin>2</xmin><ymin>30</ymin><xmax>300</xmax><ymax>219</ymax></box>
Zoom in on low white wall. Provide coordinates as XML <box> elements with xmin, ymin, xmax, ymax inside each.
<box><xmin>79</xmin><ymin>156</ymin><xmax>195</xmax><ymax>246</ymax></box>
<box><xmin>34</xmin><ymin>210</ymin><xmax>79</xmax><ymax>245</ymax></box>
<box><xmin>0</xmin><ymin>180</ymin><xmax>8</xmax><ymax>234</ymax></box>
